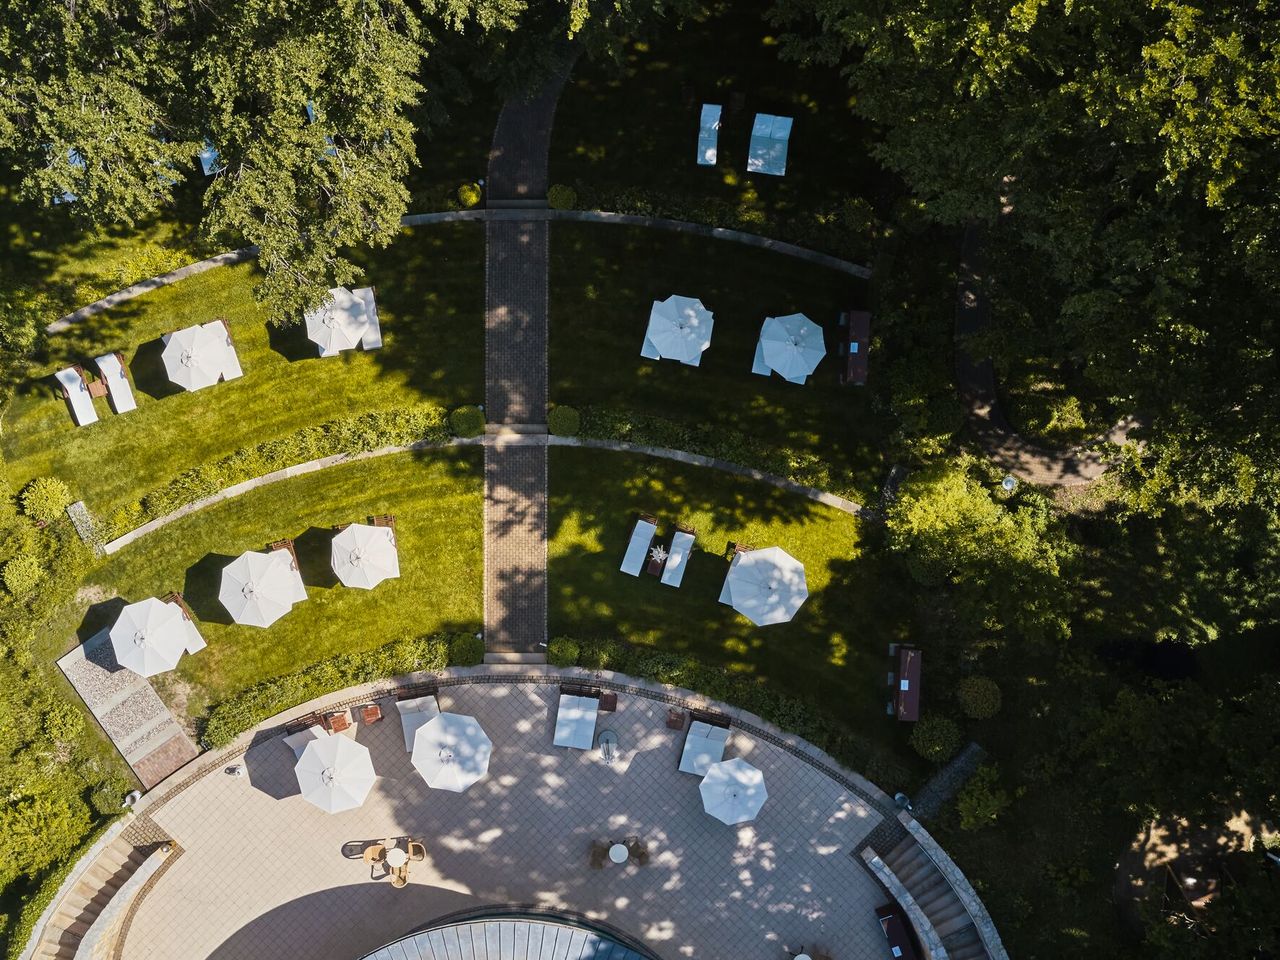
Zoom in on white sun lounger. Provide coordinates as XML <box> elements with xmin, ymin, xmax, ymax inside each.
<box><xmin>54</xmin><ymin>367</ymin><xmax>98</xmax><ymax>426</ymax></box>
<box><xmin>283</xmin><ymin>724</ymin><xmax>326</xmax><ymax>759</ymax></box>
<box><xmin>679</xmin><ymin>720</ymin><xmax>730</xmax><ymax>775</ymax></box>
<box><xmin>94</xmin><ymin>353</ymin><xmax>137</xmax><ymax>413</ymax></box>
<box><xmin>697</xmin><ymin>104</ymin><xmax>722</xmax><ymax>166</ymax></box>
<box><xmin>747</xmin><ymin>113</ymin><xmax>793</xmax><ymax>177</ymax></box>
<box><xmin>352</xmin><ymin>287</ymin><xmax>383</xmax><ymax>350</ymax></box>
<box><xmin>620</xmin><ymin>516</ymin><xmax>657</xmax><ymax>576</ymax></box>
<box><xmin>661</xmin><ymin>530</ymin><xmax>695</xmax><ymax>587</ymax></box>
<box><xmin>396</xmin><ymin>695</ymin><xmax>441</xmax><ymax>751</ymax></box>
<box><xmin>553</xmin><ymin>694</ymin><xmax>599</xmax><ymax>749</ymax></box>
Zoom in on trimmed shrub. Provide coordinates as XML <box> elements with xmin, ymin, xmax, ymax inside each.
<box><xmin>547</xmin><ymin>184</ymin><xmax>577</xmax><ymax>210</ymax></box>
<box><xmin>20</xmin><ymin>476</ymin><xmax>72</xmax><ymax>524</ymax></box>
<box><xmin>957</xmin><ymin>764</ymin><xmax>1011</xmax><ymax>830</ymax></box>
<box><xmin>2</xmin><ymin>554</ymin><xmax>43</xmax><ymax>597</ymax></box>
<box><xmin>547</xmin><ymin>636</ymin><xmax>580</xmax><ymax>667</ymax></box>
<box><xmin>457</xmin><ymin>182</ymin><xmax>482</xmax><ymax>208</ymax></box>
<box><xmin>448</xmin><ymin>633</ymin><xmax>485</xmax><ymax>666</ymax></box>
<box><xmin>909</xmin><ymin>713</ymin><xmax>962</xmax><ymax>763</ymax></box>
<box><xmin>88</xmin><ymin>778</ymin><xmax>132</xmax><ymax>818</ymax></box>
<box><xmin>578</xmin><ymin>638</ymin><xmax>624</xmax><ymax>670</ymax></box>
<box><xmin>547</xmin><ymin>405</ymin><xmax>580</xmax><ymax>437</ymax></box>
<box><xmin>956</xmin><ymin>676</ymin><xmax>1002</xmax><ymax>719</ymax></box>
<box><xmin>202</xmin><ymin>633</ymin><xmax>452</xmax><ymax>747</ymax></box>
<box><xmin>449</xmin><ymin>404</ymin><xmax>485</xmax><ymax>438</ymax></box>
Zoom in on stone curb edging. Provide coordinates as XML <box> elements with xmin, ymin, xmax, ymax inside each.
<box><xmin>859</xmin><ymin>849</ymin><xmax>950</xmax><ymax>959</ymax></box>
<box><xmin>46</xmin><ymin>248</ymin><xmax>259</xmax><ymax>333</ymax></box>
<box><xmin>401</xmin><ymin>209</ymin><xmax>872</xmax><ymax>278</ymax></box>
<box><xmin>551</xmin><ymin>435</ymin><xmax>863</xmax><ymax>515</ymax></box>
<box><xmin>900</xmin><ymin>811</ymin><xmax>1010</xmax><ymax>960</ymax></box>
<box><xmin>97</xmin><ymin>435</ymin><xmax>862</xmax><ymax>555</ymax></box>
<box><xmin>15</xmin><ymin>816</ymin><xmax>132</xmax><ymax>960</ymax></box>
<box><xmin>48</xmin><ymin>211</ymin><xmax>870</xmax><ymax>331</ymax></box>
<box><xmin>99</xmin><ymin>438</ymin><xmax>483</xmax><ymax>554</ymax></box>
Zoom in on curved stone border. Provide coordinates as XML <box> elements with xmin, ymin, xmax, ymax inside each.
<box><xmin>100</xmin><ymin>438</ymin><xmax>481</xmax><ymax>555</ymax></box>
<box><xmin>955</xmin><ymin>223</ymin><xmax>1137</xmax><ymax>485</ymax></box>
<box><xmin>402</xmin><ymin>209</ymin><xmax>872</xmax><ymax>278</ymax></box>
<box><xmin>549</xmin><ymin>435</ymin><xmax>862</xmax><ymax>514</ymax></box>
<box><xmin>47</xmin><ymin>248</ymin><xmax>259</xmax><ymax>334</ymax></box>
<box><xmin>900</xmin><ymin>811</ymin><xmax>1009</xmax><ymax>960</ymax></box>
<box><xmin>98</xmin><ymin>435</ymin><xmax>861</xmax><ymax>556</ymax></box>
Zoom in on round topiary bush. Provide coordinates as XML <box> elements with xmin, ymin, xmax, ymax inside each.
<box><xmin>2</xmin><ymin>554</ymin><xmax>44</xmax><ymax>597</ymax></box>
<box><xmin>548</xmin><ymin>405</ymin><xmax>580</xmax><ymax>436</ymax></box>
<box><xmin>547</xmin><ymin>636</ymin><xmax>580</xmax><ymax>667</ymax></box>
<box><xmin>20</xmin><ymin>476</ymin><xmax>72</xmax><ymax>524</ymax></box>
<box><xmin>547</xmin><ymin>184</ymin><xmax>577</xmax><ymax>210</ymax></box>
<box><xmin>909</xmin><ymin>713</ymin><xmax>962</xmax><ymax>763</ymax></box>
<box><xmin>457</xmin><ymin>182</ymin><xmax>482</xmax><ymax>208</ymax></box>
<box><xmin>956</xmin><ymin>676</ymin><xmax>1002</xmax><ymax>719</ymax></box>
<box><xmin>448</xmin><ymin>633</ymin><xmax>485</xmax><ymax>666</ymax></box>
<box><xmin>449</xmin><ymin>405</ymin><xmax>485</xmax><ymax>438</ymax></box>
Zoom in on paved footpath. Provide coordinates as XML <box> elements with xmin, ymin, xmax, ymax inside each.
<box><xmin>481</xmin><ymin>62</ymin><xmax>573</xmax><ymax>653</ymax></box>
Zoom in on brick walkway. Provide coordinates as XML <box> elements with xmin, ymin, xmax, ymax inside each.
<box><xmin>481</xmin><ymin>63</ymin><xmax>574</xmax><ymax>654</ymax></box>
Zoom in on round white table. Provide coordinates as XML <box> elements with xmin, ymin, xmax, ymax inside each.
<box><xmin>385</xmin><ymin>847</ymin><xmax>408</xmax><ymax>868</ymax></box>
<box><xmin>795</xmin><ymin>954</ymin><xmax>812</xmax><ymax>960</ymax></box>
<box><xmin>608</xmin><ymin>842</ymin><xmax>628</xmax><ymax>864</ymax></box>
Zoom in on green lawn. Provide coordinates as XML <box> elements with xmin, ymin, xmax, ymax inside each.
<box><xmin>71</xmin><ymin>449</ymin><xmax>483</xmax><ymax>716</ymax></box>
<box><xmin>2</xmin><ymin>223</ymin><xmax>484</xmax><ymax>520</ymax></box>
<box><xmin>552</xmin><ymin>0</ymin><xmax>893</xmax><ymax>259</ymax></box>
<box><xmin>549</xmin><ymin>222</ymin><xmax>889</xmax><ymax>503</ymax></box>
<box><xmin>548</xmin><ymin>446</ymin><xmax>912</xmax><ymax>738</ymax></box>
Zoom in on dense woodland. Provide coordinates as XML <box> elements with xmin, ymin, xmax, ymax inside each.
<box><xmin>1</xmin><ymin>1</ymin><xmax>1278</xmax><ymax>957</ymax></box>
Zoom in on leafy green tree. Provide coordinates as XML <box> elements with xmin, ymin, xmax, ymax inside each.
<box><xmin>956</xmin><ymin>763</ymin><xmax>1010</xmax><ymax>830</ymax></box>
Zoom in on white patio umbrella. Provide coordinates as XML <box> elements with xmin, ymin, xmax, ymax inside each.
<box><xmin>219</xmin><ymin>550</ymin><xmax>304</xmax><ymax>628</ymax></box>
<box><xmin>162</xmin><ymin>324</ymin><xmax>227</xmax><ymax>391</ymax></box>
<box><xmin>721</xmin><ymin>546</ymin><xmax>809</xmax><ymax>626</ymax></box>
<box><xmin>304</xmin><ymin>287</ymin><xmax>369</xmax><ymax>355</ymax></box>
<box><xmin>109</xmin><ymin>597</ymin><xmax>188</xmax><ymax>677</ymax></box>
<box><xmin>700</xmin><ymin>757</ymin><xmax>768</xmax><ymax>824</ymax></box>
<box><xmin>330</xmin><ymin>524</ymin><xmax>400</xmax><ymax>590</ymax></box>
<box><xmin>759</xmin><ymin>313</ymin><xmax>825</xmax><ymax>384</ymax></box>
<box><xmin>411</xmin><ymin>713</ymin><xmax>492</xmax><ymax>793</ymax></box>
<box><xmin>294</xmin><ymin>733</ymin><xmax>376</xmax><ymax>814</ymax></box>
<box><xmin>646</xmin><ymin>295</ymin><xmax>714</xmax><ymax>365</ymax></box>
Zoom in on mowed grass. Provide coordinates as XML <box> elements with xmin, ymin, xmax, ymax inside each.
<box><xmin>549</xmin><ymin>222</ymin><xmax>888</xmax><ymax>503</ymax></box>
<box><xmin>72</xmin><ymin>449</ymin><xmax>483</xmax><ymax>715</ymax></box>
<box><xmin>548</xmin><ymin>446</ymin><xmax>911</xmax><ymax>734</ymax></box>
<box><xmin>2</xmin><ymin>223</ymin><xmax>484</xmax><ymax>519</ymax></box>
<box><xmin>552</xmin><ymin>0</ymin><xmax>891</xmax><ymax>253</ymax></box>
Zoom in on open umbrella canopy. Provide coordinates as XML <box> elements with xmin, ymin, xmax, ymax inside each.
<box><xmin>219</xmin><ymin>550</ymin><xmax>306</xmax><ymax>628</ymax></box>
<box><xmin>759</xmin><ymin>313</ymin><xmax>825</xmax><ymax>383</ymax></box>
<box><xmin>304</xmin><ymin>287</ymin><xmax>369</xmax><ymax>355</ymax></box>
<box><xmin>109</xmin><ymin>597</ymin><xmax>188</xmax><ymax>677</ymax></box>
<box><xmin>645</xmin><ymin>295</ymin><xmax>714</xmax><ymax>365</ymax></box>
<box><xmin>162</xmin><ymin>324</ymin><xmax>227</xmax><ymax>391</ymax></box>
<box><xmin>721</xmin><ymin>546</ymin><xmax>808</xmax><ymax>626</ymax></box>
<box><xmin>294</xmin><ymin>734</ymin><xmax>376</xmax><ymax>814</ymax></box>
<box><xmin>700</xmin><ymin>757</ymin><xmax>768</xmax><ymax>824</ymax></box>
<box><xmin>331</xmin><ymin>524</ymin><xmax>400</xmax><ymax>590</ymax></box>
<box><xmin>411</xmin><ymin>713</ymin><xmax>492</xmax><ymax>792</ymax></box>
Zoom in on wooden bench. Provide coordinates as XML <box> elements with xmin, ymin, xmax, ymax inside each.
<box><xmin>284</xmin><ymin>711</ymin><xmax>325</xmax><ymax>736</ymax></box>
<box><xmin>559</xmin><ymin>682</ymin><xmax>602</xmax><ymax>700</ymax></box>
<box><xmin>837</xmin><ymin>309</ymin><xmax>870</xmax><ymax>386</ymax></box>
<box><xmin>396</xmin><ymin>682</ymin><xmax>438</xmax><ymax>702</ymax></box>
<box><xmin>161</xmin><ymin>591</ymin><xmax>195</xmax><ymax>620</ymax></box>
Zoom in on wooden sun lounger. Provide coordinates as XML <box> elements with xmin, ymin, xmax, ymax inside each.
<box><xmin>269</xmin><ymin>538</ymin><xmax>299</xmax><ymax>570</ymax></box>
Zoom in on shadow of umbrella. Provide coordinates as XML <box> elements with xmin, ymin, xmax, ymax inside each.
<box><xmin>182</xmin><ymin>552</ymin><xmax>240</xmax><ymax>625</ymax></box>
<box><xmin>242</xmin><ymin>728</ymin><xmax>304</xmax><ymax>801</ymax></box>
<box><xmin>266</xmin><ymin>321</ymin><xmax>319</xmax><ymax>363</ymax></box>
<box><xmin>76</xmin><ymin>597</ymin><xmax>129</xmax><ymax>645</ymax></box>
<box><xmin>129</xmin><ymin>337</ymin><xmax>185</xmax><ymax>400</ymax></box>
<box><xmin>294</xmin><ymin>526</ymin><xmax>341</xmax><ymax>589</ymax></box>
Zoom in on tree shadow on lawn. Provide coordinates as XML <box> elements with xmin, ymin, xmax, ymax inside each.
<box><xmin>183</xmin><ymin>552</ymin><xmax>240</xmax><ymax>625</ymax></box>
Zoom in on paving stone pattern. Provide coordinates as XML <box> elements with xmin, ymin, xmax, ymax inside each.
<box><xmin>487</xmin><ymin>62</ymin><xmax>574</xmax><ymax>202</ymax></box>
<box><xmin>484</xmin><ymin>443</ymin><xmax>548</xmax><ymax>652</ymax></box>
<box><xmin>57</xmin><ymin>631</ymin><xmax>197</xmax><ymax>789</ymax></box>
<box><xmin>484</xmin><ymin>220</ymin><xmax>548</xmax><ymax>425</ymax></box>
<box><xmin>120</xmin><ymin>680</ymin><xmax>889</xmax><ymax>960</ymax></box>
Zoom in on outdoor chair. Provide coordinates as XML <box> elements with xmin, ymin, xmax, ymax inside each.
<box><xmin>390</xmin><ymin>865</ymin><xmax>408</xmax><ymax>888</ymax></box>
<box><xmin>661</xmin><ymin>526</ymin><xmax>696</xmax><ymax>588</ymax></box>
<box><xmin>95</xmin><ymin>352</ymin><xmax>137</xmax><ymax>413</ymax></box>
<box><xmin>620</xmin><ymin>514</ymin><xmax>658</xmax><ymax>576</ymax></box>
<box><xmin>408</xmin><ymin>841</ymin><xmax>425</xmax><ymax>862</ymax></box>
<box><xmin>54</xmin><ymin>365</ymin><xmax>99</xmax><ymax>426</ymax></box>
<box><xmin>589</xmin><ymin>840</ymin><xmax>610</xmax><ymax>869</ymax></box>
<box><xmin>625</xmin><ymin>837</ymin><xmax>650</xmax><ymax>866</ymax></box>
<box><xmin>362</xmin><ymin>844</ymin><xmax>386</xmax><ymax>865</ymax></box>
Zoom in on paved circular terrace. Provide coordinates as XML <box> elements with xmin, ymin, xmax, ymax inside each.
<box><xmin>121</xmin><ymin>669</ymin><xmax>897</xmax><ymax>960</ymax></box>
